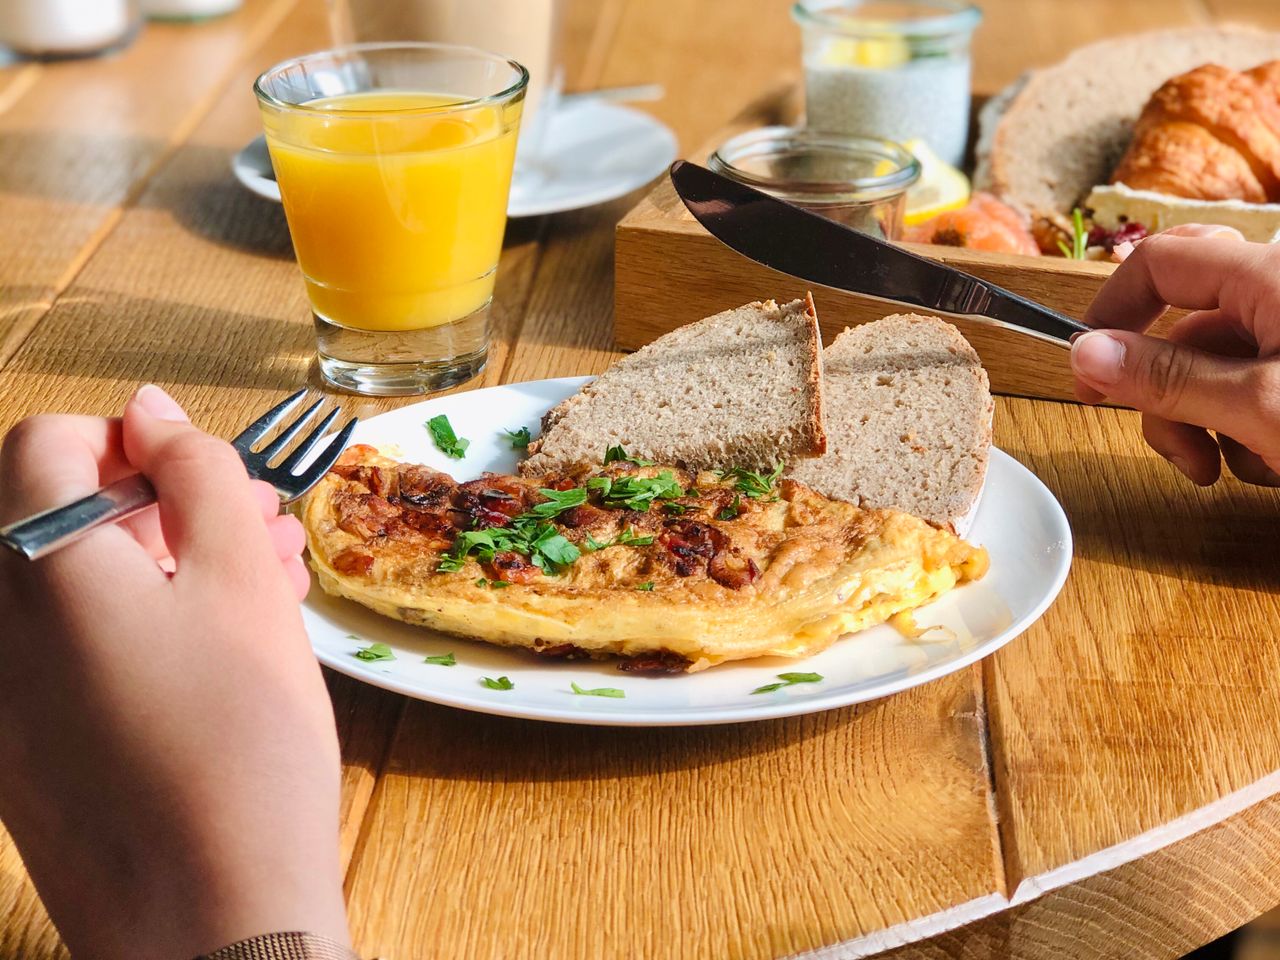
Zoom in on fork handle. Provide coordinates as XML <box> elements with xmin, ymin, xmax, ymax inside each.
<box><xmin>0</xmin><ymin>473</ymin><xmax>157</xmax><ymax>561</ymax></box>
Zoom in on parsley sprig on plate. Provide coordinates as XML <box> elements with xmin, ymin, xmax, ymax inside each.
<box><xmin>423</xmin><ymin>652</ymin><xmax>456</xmax><ymax>667</ymax></box>
<box><xmin>571</xmin><ymin>681</ymin><xmax>625</xmax><ymax>698</ymax></box>
<box><xmin>426</xmin><ymin>414</ymin><xmax>469</xmax><ymax>459</ymax></box>
<box><xmin>481</xmin><ymin>676</ymin><xmax>515</xmax><ymax>690</ymax></box>
<box><xmin>503</xmin><ymin>426</ymin><xmax>532</xmax><ymax>450</ymax></box>
<box><xmin>352</xmin><ymin>640</ymin><xmax>395</xmax><ymax>662</ymax></box>
<box><xmin>751</xmin><ymin>672</ymin><xmax>823</xmax><ymax>694</ymax></box>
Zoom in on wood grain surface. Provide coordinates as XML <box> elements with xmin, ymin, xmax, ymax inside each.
<box><xmin>1</xmin><ymin>2</ymin><xmax>1279</xmax><ymax>960</ymax></box>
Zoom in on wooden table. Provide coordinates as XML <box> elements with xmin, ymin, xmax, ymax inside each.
<box><xmin>2</xmin><ymin>2</ymin><xmax>1280</xmax><ymax>958</ymax></box>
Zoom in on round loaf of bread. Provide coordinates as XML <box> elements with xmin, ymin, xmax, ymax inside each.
<box><xmin>977</xmin><ymin>26</ymin><xmax>1280</xmax><ymax>233</ymax></box>
<box><xmin>787</xmin><ymin>314</ymin><xmax>991</xmax><ymax>530</ymax></box>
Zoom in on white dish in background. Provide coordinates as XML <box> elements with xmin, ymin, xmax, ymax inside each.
<box><xmin>300</xmin><ymin>377</ymin><xmax>1073</xmax><ymax>727</ymax></box>
<box><xmin>232</xmin><ymin>100</ymin><xmax>677</xmax><ymax>218</ymax></box>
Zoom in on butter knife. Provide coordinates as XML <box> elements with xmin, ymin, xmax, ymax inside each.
<box><xmin>669</xmin><ymin>160</ymin><xmax>1090</xmax><ymax>347</ymax></box>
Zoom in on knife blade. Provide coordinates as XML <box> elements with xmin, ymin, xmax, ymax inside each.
<box><xmin>669</xmin><ymin>160</ymin><xmax>1090</xmax><ymax>347</ymax></box>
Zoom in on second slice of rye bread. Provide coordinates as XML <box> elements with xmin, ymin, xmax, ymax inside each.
<box><xmin>520</xmin><ymin>295</ymin><xmax>826</xmax><ymax>475</ymax></box>
<box><xmin>788</xmin><ymin>314</ymin><xmax>992</xmax><ymax>529</ymax></box>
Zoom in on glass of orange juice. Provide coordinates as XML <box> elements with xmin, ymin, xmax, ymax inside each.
<box><xmin>254</xmin><ymin>43</ymin><xmax>526</xmax><ymax>395</ymax></box>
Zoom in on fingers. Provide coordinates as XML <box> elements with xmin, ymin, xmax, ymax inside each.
<box><xmin>121</xmin><ymin>385</ymin><xmax>277</xmax><ymax>576</ymax></box>
<box><xmin>1069</xmin><ymin>329</ymin><xmax>1280</xmax><ymax>453</ymax></box>
<box><xmin>1141</xmin><ymin>413</ymin><xmax>1221</xmax><ymax>485</ymax></box>
<box><xmin>1218</xmin><ymin>435</ymin><xmax>1280</xmax><ymax>486</ymax></box>
<box><xmin>284</xmin><ymin>556</ymin><xmax>312</xmax><ymax>600</ymax></box>
<box><xmin>1084</xmin><ymin>233</ymin><xmax>1266</xmax><ymax>334</ymax></box>
<box><xmin>0</xmin><ymin>416</ymin><xmax>130</xmax><ymax>523</ymax></box>
<box><xmin>267</xmin><ymin>513</ymin><xmax>305</xmax><ymax>562</ymax></box>
<box><xmin>1112</xmin><ymin>223</ymin><xmax>1247</xmax><ymax>263</ymax></box>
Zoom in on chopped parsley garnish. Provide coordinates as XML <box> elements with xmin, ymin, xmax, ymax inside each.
<box><xmin>475</xmin><ymin>577</ymin><xmax>511</xmax><ymax>589</ymax></box>
<box><xmin>481</xmin><ymin>675</ymin><xmax>514</xmax><ymax>690</ymax></box>
<box><xmin>603</xmin><ymin>444</ymin><xmax>655</xmax><ymax>467</ymax></box>
<box><xmin>571</xmin><ymin>681</ymin><xmax>625</xmax><ymax>698</ymax></box>
<box><xmin>751</xmin><ymin>671</ymin><xmax>823</xmax><ymax>694</ymax></box>
<box><xmin>584</xmin><ymin>526</ymin><xmax>655</xmax><ymax>552</ymax></box>
<box><xmin>426</xmin><ymin>414</ymin><xmax>469</xmax><ymax>459</ymax></box>
<box><xmin>423</xmin><ymin>652</ymin><xmax>457</xmax><ymax>667</ymax></box>
<box><xmin>717</xmin><ymin>494</ymin><xmax>743</xmax><ymax>521</ymax></box>
<box><xmin>722</xmin><ymin>463</ymin><xmax>784</xmax><ymax>499</ymax></box>
<box><xmin>588</xmin><ymin>471</ymin><xmax>684</xmax><ymax>511</ymax></box>
<box><xmin>635</xmin><ymin>582</ymin><xmax>655</xmax><ymax>591</ymax></box>
<box><xmin>662</xmin><ymin>502</ymin><xmax>690</xmax><ymax>515</ymax></box>
<box><xmin>526</xmin><ymin>487</ymin><xmax>588</xmax><ymax>519</ymax></box>
<box><xmin>353</xmin><ymin>641</ymin><xmax>395</xmax><ymax>662</ymax></box>
<box><xmin>437</xmin><ymin>518</ymin><xmax>581</xmax><ymax>574</ymax></box>
<box><xmin>503</xmin><ymin>426</ymin><xmax>532</xmax><ymax>450</ymax></box>
<box><xmin>1057</xmin><ymin>206</ymin><xmax>1088</xmax><ymax>260</ymax></box>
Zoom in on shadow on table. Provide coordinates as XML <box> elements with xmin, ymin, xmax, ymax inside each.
<box><xmin>3</xmin><ymin>289</ymin><xmax>313</xmax><ymax>392</ymax></box>
<box><xmin>1004</xmin><ymin>447</ymin><xmax>1280</xmax><ymax>590</ymax></box>
<box><xmin>382</xmin><ymin>693</ymin><xmax>903</xmax><ymax>784</ymax></box>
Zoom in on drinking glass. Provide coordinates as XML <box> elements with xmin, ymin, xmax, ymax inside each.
<box><xmin>255</xmin><ymin>43</ymin><xmax>527</xmax><ymax>395</ymax></box>
<box><xmin>329</xmin><ymin>0</ymin><xmax>563</xmax><ymax>171</ymax></box>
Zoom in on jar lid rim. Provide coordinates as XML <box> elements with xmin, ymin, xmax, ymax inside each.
<box><xmin>708</xmin><ymin>126</ymin><xmax>922</xmax><ymax>201</ymax></box>
<box><xmin>791</xmin><ymin>0</ymin><xmax>982</xmax><ymax>37</ymax></box>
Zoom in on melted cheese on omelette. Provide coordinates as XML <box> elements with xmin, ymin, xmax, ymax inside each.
<box><xmin>302</xmin><ymin>445</ymin><xmax>988</xmax><ymax>673</ymax></box>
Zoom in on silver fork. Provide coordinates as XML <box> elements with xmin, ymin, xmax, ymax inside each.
<box><xmin>0</xmin><ymin>388</ymin><xmax>357</xmax><ymax>561</ymax></box>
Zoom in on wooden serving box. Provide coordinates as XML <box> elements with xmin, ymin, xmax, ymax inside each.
<box><xmin>614</xmin><ymin>85</ymin><xmax>1177</xmax><ymax>403</ymax></box>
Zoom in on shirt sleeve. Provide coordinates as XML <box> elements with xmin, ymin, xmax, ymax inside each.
<box><xmin>194</xmin><ymin>932</ymin><xmax>361</xmax><ymax>960</ymax></box>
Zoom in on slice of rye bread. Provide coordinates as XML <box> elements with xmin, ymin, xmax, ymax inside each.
<box><xmin>787</xmin><ymin>314</ymin><xmax>991</xmax><ymax>530</ymax></box>
<box><xmin>520</xmin><ymin>295</ymin><xmax>826</xmax><ymax>475</ymax></box>
<box><xmin>978</xmin><ymin>26</ymin><xmax>1280</xmax><ymax>233</ymax></box>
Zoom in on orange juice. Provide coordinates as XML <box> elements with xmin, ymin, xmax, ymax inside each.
<box><xmin>262</xmin><ymin>91</ymin><xmax>521</xmax><ymax>332</ymax></box>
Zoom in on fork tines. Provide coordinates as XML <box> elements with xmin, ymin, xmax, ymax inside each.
<box><xmin>232</xmin><ymin>388</ymin><xmax>357</xmax><ymax>502</ymax></box>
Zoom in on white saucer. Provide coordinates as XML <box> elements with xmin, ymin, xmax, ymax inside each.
<box><xmin>231</xmin><ymin>100</ymin><xmax>676</xmax><ymax>218</ymax></box>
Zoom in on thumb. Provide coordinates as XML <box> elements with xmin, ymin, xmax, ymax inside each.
<box><xmin>122</xmin><ymin>385</ymin><xmax>273</xmax><ymax>574</ymax></box>
<box><xmin>1071</xmin><ymin>329</ymin><xmax>1265</xmax><ymax>440</ymax></box>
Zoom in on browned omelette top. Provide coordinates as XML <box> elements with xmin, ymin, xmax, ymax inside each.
<box><xmin>320</xmin><ymin>443</ymin><xmax>869</xmax><ymax>595</ymax></box>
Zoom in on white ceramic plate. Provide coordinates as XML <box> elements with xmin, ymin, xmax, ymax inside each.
<box><xmin>301</xmin><ymin>378</ymin><xmax>1072</xmax><ymax>726</ymax></box>
<box><xmin>232</xmin><ymin>100</ymin><xmax>677</xmax><ymax>218</ymax></box>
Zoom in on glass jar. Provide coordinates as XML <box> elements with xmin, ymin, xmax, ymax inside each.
<box><xmin>793</xmin><ymin>0</ymin><xmax>981</xmax><ymax>167</ymax></box>
<box><xmin>709</xmin><ymin>127</ymin><xmax>920</xmax><ymax>240</ymax></box>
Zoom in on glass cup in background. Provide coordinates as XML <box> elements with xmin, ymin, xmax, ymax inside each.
<box><xmin>255</xmin><ymin>43</ymin><xmax>526</xmax><ymax>395</ymax></box>
<box><xmin>329</xmin><ymin>0</ymin><xmax>563</xmax><ymax>174</ymax></box>
<box><xmin>709</xmin><ymin>127</ymin><xmax>920</xmax><ymax>239</ymax></box>
<box><xmin>793</xmin><ymin>0</ymin><xmax>981</xmax><ymax>168</ymax></box>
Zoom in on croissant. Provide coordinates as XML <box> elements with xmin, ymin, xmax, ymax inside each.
<box><xmin>1110</xmin><ymin>62</ymin><xmax>1280</xmax><ymax>203</ymax></box>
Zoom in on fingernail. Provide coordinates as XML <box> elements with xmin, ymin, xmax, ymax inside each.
<box><xmin>135</xmin><ymin>384</ymin><xmax>189</xmax><ymax>422</ymax></box>
<box><xmin>1071</xmin><ymin>331</ymin><xmax>1125</xmax><ymax>385</ymax></box>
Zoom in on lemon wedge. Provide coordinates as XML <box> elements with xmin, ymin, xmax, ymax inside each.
<box><xmin>820</xmin><ymin>34</ymin><xmax>910</xmax><ymax>69</ymax></box>
<box><xmin>903</xmin><ymin>139</ymin><xmax>971</xmax><ymax>226</ymax></box>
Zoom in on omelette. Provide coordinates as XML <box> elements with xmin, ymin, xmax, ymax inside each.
<box><xmin>302</xmin><ymin>445</ymin><xmax>988</xmax><ymax>673</ymax></box>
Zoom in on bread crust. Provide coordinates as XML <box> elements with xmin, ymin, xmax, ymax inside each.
<box><xmin>982</xmin><ymin>26</ymin><xmax>1280</xmax><ymax>236</ymax></box>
